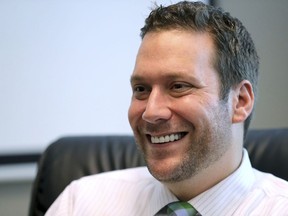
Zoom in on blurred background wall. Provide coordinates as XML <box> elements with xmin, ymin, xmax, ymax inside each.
<box><xmin>217</xmin><ymin>0</ymin><xmax>288</xmax><ymax>129</ymax></box>
<box><xmin>0</xmin><ymin>0</ymin><xmax>287</xmax><ymax>215</ymax></box>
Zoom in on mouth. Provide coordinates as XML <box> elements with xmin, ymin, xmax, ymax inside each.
<box><xmin>148</xmin><ymin>132</ymin><xmax>187</xmax><ymax>144</ymax></box>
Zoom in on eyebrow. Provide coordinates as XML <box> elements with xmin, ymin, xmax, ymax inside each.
<box><xmin>130</xmin><ymin>72</ymin><xmax>202</xmax><ymax>85</ymax></box>
<box><xmin>130</xmin><ymin>75</ymin><xmax>145</xmax><ymax>84</ymax></box>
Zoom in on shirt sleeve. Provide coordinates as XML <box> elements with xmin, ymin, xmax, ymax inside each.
<box><xmin>44</xmin><ymin>183</ymin><xmax>74</xmax><ymax>216</ymax></box>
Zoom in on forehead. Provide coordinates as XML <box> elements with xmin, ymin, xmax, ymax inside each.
<box><xmin>131</xmin><ymin>30</ymin><xmax>217</xmax><ymax>83</ymax></box>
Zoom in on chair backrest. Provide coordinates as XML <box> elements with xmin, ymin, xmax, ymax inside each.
<box><xmin>29</xmin><ymin>128</ymin><xmax>288</xmax><ymax>216</ymax></box>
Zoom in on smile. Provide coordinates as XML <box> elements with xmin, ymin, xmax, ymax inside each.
<box><xmin>150</xmin><ymin>133</ymin><xmax>186</xmax><ymax>144</ymax></box>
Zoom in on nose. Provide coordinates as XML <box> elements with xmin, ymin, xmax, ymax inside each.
<box><xmin>142</xmin><ymin>88</ymin><xmax>172</xmax><ymax>124</ymax></box>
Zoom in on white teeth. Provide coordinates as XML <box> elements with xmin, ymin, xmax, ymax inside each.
<box><xmin>151</xmin><ymin>133</ymin><xmax>183</xmax><ymax>144</ymax></box>
<box><xmin>164</xmin><ymin>135</ymin><xmax>169</xmax><ymax>142</ymax></box>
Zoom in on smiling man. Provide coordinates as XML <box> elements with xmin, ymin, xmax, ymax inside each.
<box><xmin>46</xmin><ymin>1</ymin><xmax>288</xmax><ymax>215</ymax></box>
<box><xmin>128</xmin><ymin>29</ymin><xmax>239</xmax><ymax>201</ymax></box>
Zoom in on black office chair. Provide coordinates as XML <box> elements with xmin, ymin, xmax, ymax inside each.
<box><xmin>29</xmin><ymin>128</ymin><xmax>288</xmax><ymax>216</ymax></box>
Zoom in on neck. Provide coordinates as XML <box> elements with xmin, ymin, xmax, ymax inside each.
<box><xmin>164</xmin><ymin>145</ymin><xmax>243</xmax><ymax>201</ymax></box>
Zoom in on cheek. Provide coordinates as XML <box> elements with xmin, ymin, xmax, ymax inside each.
<box><xmin>171</xmin><ymin>97</ymin><xmax>217</xmax><ymax>125</ymax></box>
<box><xmin>128</xmin><ymin>104</ymin><xmax>135</xmax><ymax>127</ymax></box>
<box><xmin>171</xmin><ymin>98</ymin><xmax>201</xmax><ymax>120</ymax></box>
<box><xmin>128</xmin><ymin>100</ymin><xmax>144</xmax><ymax>127</ymax></box>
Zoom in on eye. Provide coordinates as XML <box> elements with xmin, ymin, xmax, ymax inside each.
<box><xmin>171</xmin><ymin>82</ymin><xmax>192</xmax><ymax>92</ymax></box>
<box><xmin>134</xmin><ymin>85</ymin><xmax>146</xmax><ymax>92</ymax></box>
<box><xmin>132</xmin><ymin>85</ymin><xmax>150</xmax><ymax>100</ymax></box>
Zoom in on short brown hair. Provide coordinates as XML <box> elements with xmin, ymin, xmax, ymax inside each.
<box><xmin>140</xmin><ymin>1</ymin><xmax>259</xmax><ymax>137</ymax></box>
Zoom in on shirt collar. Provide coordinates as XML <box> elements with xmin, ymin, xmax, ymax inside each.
<box><xmin>189</xmin><ymin>149</ymin><xmax>256</xmax><ymax>215</ymax></box>
<box><xmin>150</xmin><ymin>149</ymin><xmax>256</xmax><ymax>215</ymax></box>
<box><xmin>149</xmin><ymin>180</ymin><xmax>178</xmax><ymax>215</ymax></box>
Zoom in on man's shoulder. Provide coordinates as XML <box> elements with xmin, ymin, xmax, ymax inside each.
<box><xmin>253</xmin><ymin>169</ymin><xmax>288</xmax><ymax>197</ymax></box>
<box><xmin>233</xmin><ymin>170</ymin><xmax>288</xmax><ymax>214</ymax></box>
<box><xmin>74</xmin><ymin>166</ymin><xmax>154</xmax><ymax>186</ymax></box>
<box><xmin>67</xmin><ymin>166</ymin><xmax>163</xmax><ymax>205</ymax></box>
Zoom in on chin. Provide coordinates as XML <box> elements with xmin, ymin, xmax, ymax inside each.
<box><xmin>145</xmin><ymin>158</ymin><xmax>189</xmax><ymax>183</ymax></box>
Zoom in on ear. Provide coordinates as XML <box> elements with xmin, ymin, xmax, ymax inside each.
<box><xmin>232</xmin><ymin>80</ymin><xmax>254</xmax><ymax>124</ymax></box>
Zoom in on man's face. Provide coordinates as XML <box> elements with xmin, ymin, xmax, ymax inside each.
<box><xmin>128</xmin><ymin>30</ymin><xmax>233</xmax><ymax>183</ymax></box>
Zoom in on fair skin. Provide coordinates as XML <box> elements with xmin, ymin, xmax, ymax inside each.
<box><xmin>128</xmin><ymin>30</ymin><xmax>254</xmax><ymax>201</ymax></box>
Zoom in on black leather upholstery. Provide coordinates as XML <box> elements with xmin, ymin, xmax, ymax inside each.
<box><xmin>244</xmin><ymin>128</ymin><xmax>288</xmax><ymax>181</ymax></box>
<box><xmin>29</xmin><ymin>128</ymin><xmax>288</xmax><ymax>216</ymax></box>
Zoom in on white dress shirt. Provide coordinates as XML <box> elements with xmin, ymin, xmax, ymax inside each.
<box><xmin>45</xmin><ymin>150</ymin><xmax>288</xmax><ymax>216</ymax></box>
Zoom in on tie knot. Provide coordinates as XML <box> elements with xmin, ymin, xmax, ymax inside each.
<box><xmin>155</xmin><ymin>201</ymin><xmax>201</xmax><ymax>216</ymax></box>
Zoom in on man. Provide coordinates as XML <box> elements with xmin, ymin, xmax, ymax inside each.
<box><xmin>46</xmin><ymin>1</ymin><xmax>288</xmax><ymax>215</ymax></box>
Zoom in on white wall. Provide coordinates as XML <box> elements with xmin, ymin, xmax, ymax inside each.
<box><xmin>0</xmin><ymin>0</ymin><xmax>207</xmax><ymax>155</ymax></box>
<box><xmin>0</xmin><ymin>0</ymin><xmax>139</xmax><ymax>154</ymax></box>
